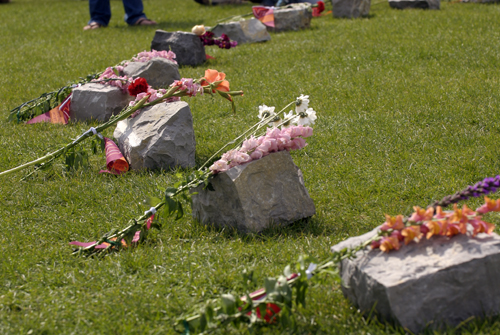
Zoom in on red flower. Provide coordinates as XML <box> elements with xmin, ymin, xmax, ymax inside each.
<box><xmin>256</xmin><ymin>303</ymin><xmax>281</xmax><ymax>324</ymax></box>
<box><xmin>128</xmin><ymin>77</ymin><xmax>149</xmax><ymax>96</ymax></box>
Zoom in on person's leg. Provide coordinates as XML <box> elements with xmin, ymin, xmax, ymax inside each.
<box><xmin>122</xmin><ymin>0</ymin><xmax>155</xmax><ymax>25</ymax></box>
<box><xmin>88</xmin><ymin>0</ymin><xmax>111</xmax><ymax>26</ymax></box>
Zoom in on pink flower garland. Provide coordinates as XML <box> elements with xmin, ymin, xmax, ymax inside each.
<box><xmin>371</xmin><ymin>200</ymin><xmax>498</xmax><ymax>253</ymax></box>
<box><xmin>128</xmin><ymin>50</ymin><xmax>177</xmax><ymax>65</ymax></box>
<box><xmin>210</xmin><ymin>126</ymin><xmax>313</xmax><ymax>174</ymax></box>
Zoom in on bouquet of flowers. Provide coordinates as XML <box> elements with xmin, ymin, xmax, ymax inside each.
<box><xmin>0</xmin><ymin>69</ymin><xmax>243</xmax><ymax>179</ymax></box>
<box><xmin>69</xmin><ymin>94</ymin><xmax>318</xmax><ymax>257</ymax></box>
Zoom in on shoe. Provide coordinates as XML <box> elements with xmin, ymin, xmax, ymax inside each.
<box><xmin>83</xmin><ymin>22</ymin><xmax>103</xmax><ymax>30</ymax></box>
<box><xmin>134</xmin><ymin>18</ymin><xmax>157</xmax><ymax>26</ymax></box>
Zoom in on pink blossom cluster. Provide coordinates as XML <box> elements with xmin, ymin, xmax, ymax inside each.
<box><xmin>210</xmin><ymin>126</ymin><xmax>313</xmax><ymax>174</ymax></box>
<box><xmin>129</xmin><ymin>87</ymin><xmax>180</xmax><ymax>118</ymax></box>
<box><xmin>171</xmin><ymin>78</ymin><xmax>204</xmax><ymax>97</ymax></box>
<box><xmin>94</xmin><ymin>66</ymin><xmax>130</xmax><ymax>92</ymax></box>
<box><xmin>128</xmin><ymin>50</ymin><xmax>177</xmax><ymax>64</ymax></box>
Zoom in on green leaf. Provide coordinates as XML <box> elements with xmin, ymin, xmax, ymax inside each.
<box><xmin>164</xmin><ymin>197</ymin><xmax>177</xmax><ymax>216</ymax></box>
<box><xmin>146</xmin><ymin>196</ymin><xmax>162</xmax><ymax>207</ymax></box>
<box><xmin>221</xmin><ymin>294</ymin><xmax>236</xmax><ymax>315</ymax></box>
<box><xmin>165</xmin><ymin>187</ymin><xmax>177</xmax><ymax>198</ymax></box>
<box><xmin>264</xmin><ymin>278</ymin><xmax>277</xmax><ymax>296</ymax></box>
<box><xmin>175</xmin><ymin>202</ymin><xmax>184</xmax><ymax>220</ymax></box>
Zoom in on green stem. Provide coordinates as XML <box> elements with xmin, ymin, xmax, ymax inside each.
<box><xmin>0</xmin><ymin>95</ymin><xmax>150</xmax><ymax>178</ymax></box>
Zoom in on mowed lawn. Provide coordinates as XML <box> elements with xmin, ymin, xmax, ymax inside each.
<box><xmin>1</xmin><ymin>0</ymin><xmax>500</xmax><ymax>333</ymax></box>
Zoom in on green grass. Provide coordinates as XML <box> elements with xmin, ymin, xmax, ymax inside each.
<box><xmin>1</xmin><ymin>0</ymin><xmax>500</xmax><ymax>333</ymax></box>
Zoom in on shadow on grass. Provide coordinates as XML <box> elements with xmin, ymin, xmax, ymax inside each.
<box><xmin>190</xmin><ymin>216</ymin><xmax>336</xmax><ymax>243</ymax></box>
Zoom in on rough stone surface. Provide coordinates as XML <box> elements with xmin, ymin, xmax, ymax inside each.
<box><xmin>331</xmin><ymin>229</ymin><xmax>500</xmax><ymax>333</ymax></box>
<box><xmin>191</xmin><ymin>151</ymin><xmax>316</xmax><ymax>233</ymax></box>
<box><xmin>211</xmin><ymin>19</ymin><xmax>271</xmax><ymax>44</ymax></box>
<box><xmin>332</xmin><ymin>0</ymin><xmax>371</xmax><ymax>18</ymax></box>
<box><xmin>113</xmin><ymin>101</ymin><xmax>196</xmax><ymax>170</ymax></box>
<box><xmin>71</xmin><ymin>83</ymin><xmax>132</xmax><ymax>122</ymax></box>
<box><xmin>150</xmin><ymin>31</ymin><xmax>206</xmax><ymax>66</ymax></box>
<box><xmin>122</xmin><ymin>58</ymin><xmax>180</xmax><ymax>88</ymax></box>
<box><xmin>272</xmin><ymin>3</ymin><xmax>312</xmax><ymax>32</ymax></box>
<box><xmin>388</xmin><ymin>0</ymin><xmax>439</xmax><ymax>9</ymax></box>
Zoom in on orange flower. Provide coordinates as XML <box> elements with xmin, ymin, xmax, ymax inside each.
<box><xmin>409</xmin><ymin>206</ymin><xmax>434</xmax><ymax>222</ymax></box>
<box><xmin>434</xmin><ymin>206</ymin><xmax>447</xmax><ymax>219</ymax></box>
<box><xmin>200</xmin><ymin>69</ymin><xmax>230</xmax><ymax>92</ymax></box>
<box><xmin>469</xmin><ymin>219</ymin><xmax>495</xmax><ymax>236</ymax></box>
<box><xmin>477</xmin><ymin>196</ymin><xmax>500</xmax><ymax>214</ymax></box>
<box><xmin>379</xmin><ymin>236</ymin><xmax>400</xmax><ymax>252</ymax></box>
<box><xmin>446</xmin><ymin>223</ymin><xmax>461</xmax><ymax>237</ymax></box>
<box><xmin>380</xmin><ymin>214</ymin><xmax>404</xmax><ymax>231</ymax></box>
<box><xmin>401</xmin><ymin>225</ymin><xmax>422</xmax><ymax>245</ymax></box>
<box><xmin>425</xmin><ymin>220</ymin><xmax>443</xmax><ymax>239</ymax></box>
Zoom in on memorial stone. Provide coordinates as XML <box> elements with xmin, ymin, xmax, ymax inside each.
<box><xmin>191</xmin><ymin>151</ymin><xmax>316</xmax><ymax>233</ymax></box>
<box><xmin>71</xmin><ymin>83</ymin><xmax>132</xmax><ymax>122</ymax></box>
<box><xmin>332</xmin><ymin>0</ymin><xmax>371</xmax><ymax>18</ymax></box>
<box><xmin>272</xmin><ymin>3</ymin><xmax>312</xmax><ymax>32</ymax></box>
<box><xmin>211</xmin><ymin>19</ymin><xmax>271</xmax><ymax>44</ymax></box>
<box><xmin>331</xmin><ymin>228</ymin><xmax>500</xmax><ymax>333</ymax></box>
<box><xmin>122</xmin><ymin>58</ymin><xmax>180</xmax><ymax>88</ymax></box>
<box><xmin>151</xmin><ymin>31</ymin><xmax>206</xmax><ymax>66</ymax></box>
<box><xmin>113</xmin><ymin>101</ymin><xmax>196</xmax><ymax>170</ymax></box>
<box><xmin>388</xmin><ymin>0</ymin><xmax>440</xmax><ymax>9</ymax></box>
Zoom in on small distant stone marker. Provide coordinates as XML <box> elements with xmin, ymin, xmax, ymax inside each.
<box><xmin>211</xmin><ymin>19</ymin><xmax>271</xmax><ymax>44</ymax></box>
<box><xmin>122</xmin><ymin>58</ymin><xmax>180</xmax><ymax>88</ymax></box>
<box><xmin>151</xmin><ymin>31</ymin><xmax>206</xmax><ymax>66</ymax></box>
<box><xmin>113</xmin><ymin>101</ymin><xmax>196</xmax><ymax>170</ymax></box>
<box><xmin>331</xmin><ymin>228</ymin><xmax>500</xmax><ymax>333</ymax></box>
<box><xmin>272</xmin><ymin>3</ymin><xmax>312</xmax><ymax>32</ymax></box>
<box><xmin>71</xmin><ymin>83</ymin><xmax>132</xmax><ymax>122</ymax></box>
<box><xmin>331</xmin><ymin>0</ymin><xmax>371</xmax><ymax>18</ymax></box>
<box><xmin>191</xmin><ymin>151</ymin><xmax>316</xmax><ymax>233</ymax></box>
<box><xmin>388</xmin><ymin>0</ymin><xmax>440</xmax><ymax>9</ymax></box>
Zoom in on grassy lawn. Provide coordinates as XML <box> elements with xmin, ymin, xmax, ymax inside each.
<box><xmin>1</xmin><ymin>0</ymin><xmax>500</xmax><ymax>333</ymax></box>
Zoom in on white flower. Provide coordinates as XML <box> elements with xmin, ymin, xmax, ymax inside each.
<box><xmin>295</xmin><ymin>94</ymin><xmax>310</xmax><ymax>114</ymax></box>
<box><xmin>191</xmin><ymin>25</ymin><xmax>206</xmax><ymax>36</ymax></box>
<box><xmin>296</xmin><ymin>107</ymin><xmax>317</xmax><ymax>126</ymax></box>
<box><xmin>269</xmin><ymin>114</ymin><xmax>282</xmax><ymax>128</ymax></box>
<box><xmin>281</xmin><ymin>110</ymin><xmax>297</xmax><ymax>128</ymax></box>
<box><xmin>258</xmin><ymin>105</ymin><xmax>276</xmax><ymax>120</ymax></box>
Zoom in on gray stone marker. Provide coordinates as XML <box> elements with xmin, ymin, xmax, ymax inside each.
<box><xmin>211</xmin><ymin>19</ymin><xmax>271</xmax><ymax>44</ymax></box>
<box><xmin>122</xmin><ymin>58</ymin><xmax>180</xmax><ymax>88</ymax></box>
<box><xmin>388</xmin><ymin>0</ymin><xmax>439</xmax><ymax>9</ymax></box>
<box><xmin>272</xmin><ymin>3</ymin><xmax>312</xmax><ymax>32</ymax></box>
<box><xmin>150</xmin><ymin>31</ymin><xmax>206</xmax><ymax>66</ymax></box>
<box><xmin>331</xmin><ymin>228</ymin><xmax>500</xmax><ymax>333</ymax></box>
<box><xmin>71</xmin><ymin>83</ymin><xmax>132</xmax><ymax>122</ymax></box>
<box><xmin>113</xmin><ymin>101</ymin><xmax>196</xmax><ymax>170</ymax></box>
<box><xmin>332</xmin><ymin>0</ymin><xmax>371</xmax><ymax>18</ymax></box>
<box><xmin>191</xmin><ymin>151</ymin><xmax>316</xmax><ymax>233</ymax></box>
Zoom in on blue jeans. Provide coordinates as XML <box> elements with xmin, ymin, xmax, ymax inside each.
<box><xmin>88</xmin><ymin>0</ymin><xmax>147</xmax><ymax>26</ymax></box>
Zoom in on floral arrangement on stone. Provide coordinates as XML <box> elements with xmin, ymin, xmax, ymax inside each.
<box><xmin>0</xmin><ymin>69</ymin><xmax>243</xmax><ymax>179</ymax></box>
<box><xmin>7</xmin><ymin>50</ymin><xmax>177</xmax><ymax>123</ymax></box>
<box><xmin>68</xmin><ymin>95</ymin><xmax>317</xmax><ymax>257</ymax></box>
<box><xmin>176</xmin><ymin>182</ymin><xmax>500</xmax><ymax>333</ymax></box>
<box><xmin>191</xmin><ymin>25</ymin><xmax>238</xmax><ymax>49</ymax></box>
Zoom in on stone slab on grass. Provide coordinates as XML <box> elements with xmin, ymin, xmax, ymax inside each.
<box><xmin>113</xmin><ymin>101</ymin><xmax>196</xmax><ymax>170</ymax></box>
<box><xmin>211</xmin><ymin>19</ymin><xmax>271</xmax><ymax>44</ymax></box>
<box><xmin>191</xmin><ymin>151</ymin><xmax>316</xmax><ymax>233</ymax></box>
<box><xmin>332</xmin><ymin>229</ymin><xmax>500</xmax><ymax>333</ymax></box>
<box><xmin>122</xmin><ymin>58</ymin><xmax>180</xmax><ymax>88</ymax></box>
<box><xmin>272</xmin><ymin>3</ymin><xmax>312</xmax><ymax>32</ymax></box>
<box><xmin>70</xmin><ymin>83</ymin><xmax>132</xmax><ymax>122</ymax></box>
<box><xmin>151</xmin><ymin>31</ymin><xmax>206</xmax><ymax>66</ymax></box>
<box><xmin>388</xmin><ymin>0</ymin><xmax>440</xmax><ymax>9</ymax></box>
<box><xmin>332</xmin><ymin>0</ymin><xmax>371</xmax><ymax>18</ymax></box>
